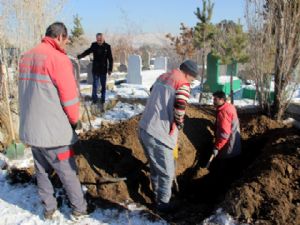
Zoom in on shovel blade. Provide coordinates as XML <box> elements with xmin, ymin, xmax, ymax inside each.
<box><xmin>5</xmin><ymin>142</ymin><xmax>25</xmax><ymax>160</ymax></box>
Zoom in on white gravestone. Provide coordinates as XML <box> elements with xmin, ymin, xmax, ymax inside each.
<box><xmin>154</xmin><ymin>57</ymin><xmax>167</xmax><ymax>71</ymax></box>
<box><xmin>127</xmin><ymin>55</ymin><xmax>142</xmax><ymax>84</ymax></box>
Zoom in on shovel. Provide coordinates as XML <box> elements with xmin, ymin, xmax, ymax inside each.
<box><xmin>0</xmin><ymin>63</ymin><xmax>25</xmax><ymax>159</ymax></box>
<box><xmin>71</xmin><ymin>57</ymin><xmax>92</xmax><ymax>130</ymax></box>
<box><xmin>173</xmin><ymin>144</ymin><xmax>180</xmax><ymax>192</ymax></box>
<box><xmin>197</xmin><ymin>153</ymin><xmax>215</xmax><ymax>177</ymax></box>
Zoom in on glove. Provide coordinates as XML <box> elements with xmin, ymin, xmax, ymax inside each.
<box><xmin>177</xmin><ymin>123</ymin><xmax>184</xmax><ymax>130</ymax></box>
<box><xmin>71</xmin><ymin>121</ymin><xmax>82</xmax><ymax>130</ymax></box>
<box><xmin>71</xmin><ymin>123</ymin><xmax>78</xmax><ymax>130</ymax></box>
<box><xmin>213</xmin><ymin>148</ymin><xmax>219</xmax><ymax>157</ymax></box>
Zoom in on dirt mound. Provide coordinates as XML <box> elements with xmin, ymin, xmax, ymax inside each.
<box><xmin>73</xmin><ymin>105</ymin><xmax>299</xmax><ymax>224</ymax></box>
<box><xmin>239</xmin><ymin>114</ymin><xmax>284</xmax><ymax>139</ymax></box>
<box><xmin>221</xmin><ymin>131</ymin><xmax>300</xmax><ymax>225</ymax></box>
<box><xmin>75</xmin><ymin>109</ymin><xmax>202</xmax><ymax>205</ymax></box>
<box><xmin>7</xmin><ymin>105</ymin><xmax>300</xmax><ymax>225</ymax></box>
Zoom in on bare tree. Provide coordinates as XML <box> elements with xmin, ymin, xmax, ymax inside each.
<box><xmin>108</xmin><ymin>8</ymin><xmax>141</xmax><ymax>65</ymax></box>
<box><xmin>0</xmin><ymin>0</ymin><xmax>66</xmax><ymax>53</ymax></box>
<box><xmin>0</xmin><ymin>0</ymin><xmax>66</xmax><ymax>137</ymax></box>
<box><xmin>245</xmin><ymin>0</ymin><xmax>275</xmax><ymax>114</ymax></box>
<box><xmin>266</xmin><ymin>0</ymin><xmax>300</xmax><ymax>120</ymax></box>
<box><xmin>166</xmin><ymin>23</ymin><xmax>196</xmax><ymax>61</ymax></box>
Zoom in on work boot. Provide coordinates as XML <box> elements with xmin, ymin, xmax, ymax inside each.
<box><xmin>43</xmin><ymin>209</ymin><xmax>58</xmax><ymax>220</ymax></box>
<box><xmin>70</xmin><ymin>210</ymin><xmax>88</xmax><ymax>221</ymax></box>
<box><xmin>101</xmin><ymin>103</ymin><xmax>106</xmax><ymax>113</ymax></box>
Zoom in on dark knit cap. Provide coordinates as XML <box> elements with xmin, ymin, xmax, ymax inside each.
<box><xmin>180</xmin><ymin>60</ymin><xmax>198</xmax><ymax>77</ymax></box>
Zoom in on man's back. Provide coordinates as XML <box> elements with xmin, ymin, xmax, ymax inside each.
<box><xmin>139</xmin><ymin>69</ymin><xmax>190</xmax><ymax>149</ymax></box>
<box><xmin>19</xmin><ymin>37</ymin><xmax>78</xmax><ymax>147</ymax></box>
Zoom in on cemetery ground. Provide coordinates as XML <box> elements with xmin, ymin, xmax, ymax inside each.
<box><xmin>2</xmin><ymin>105</ymin><xmax>299</xmax><ymax>225</ymax></box>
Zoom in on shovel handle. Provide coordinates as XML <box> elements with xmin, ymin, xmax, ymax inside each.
<box><xmin>72</xmin><ymin>59</ymin><xmax>93</xmax><ymax>130</ymax></box>
<box><xmin>205</xmin><ymin>154</ymin><xmax>215</xmax><ymax>169</ymax></box>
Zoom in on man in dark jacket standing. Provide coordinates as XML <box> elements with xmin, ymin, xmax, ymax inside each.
<box><xmin>77</xmin><ymin>33</ymin><xmax>113</xmax><ymax>104</ymax></box>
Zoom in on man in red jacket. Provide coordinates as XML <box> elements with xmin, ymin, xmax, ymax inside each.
<box><xmin>204</xmin><ymin>91</ymin><xmax>241</xmax><ymax>197</ymax></box>
<box><xmin>19</xmin><ymin>22</ymin><xmax>87</xmax><ymax>221</ymax></box>
<box><xmin>212</xmin><ymin>91</ymin><xmax>241</xmax><ymax>159</ymax></box>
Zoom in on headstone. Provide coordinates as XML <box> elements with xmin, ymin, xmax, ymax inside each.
<box><xmin>120</xmin><ymin>51</ymin><xmax>126</xmax><ymax>65</ymax></box>
<box><xmin>154</xmin><ymin>57</ymin><xmax>167</xmax><ymax>71</ymax></box>
<box><xmin>142</xmin><ymin>50</ymin><xmax>150</xmax><ymax>70</ymax></box>
<box><xmin>87</xmin><ymin>62</ymin><xmax>93</xmax><ymax>84</ymax></box>
<box><xmin>119</xmin><ymin>51</ymin><xmax>127</xmax><ymax>72</ymax></box>
<box><xmin>69</xmin><ymin>56</ymin><xmax>80</xmax><ymax>84</ymax></box>
<box><xmin>127</xmin><ymin>55</ymin><xmax>142</xmax><ymax>84</ymax></box>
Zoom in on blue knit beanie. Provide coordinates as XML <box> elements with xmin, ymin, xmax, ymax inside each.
<box><xmin>180</xmin><ymin>60</ymin><xmax>198</xmax><ymax>77</ymax></box>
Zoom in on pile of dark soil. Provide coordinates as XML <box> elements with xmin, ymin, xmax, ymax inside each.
<box><xmin>7</xmin><ymin>105</ymin><xmax>300</xmax><ymax>225</ymax></box>
<box><xmin>76</xmin><ymin>105</ymin><xmax>299</xmax><ymax>225</ymax></box>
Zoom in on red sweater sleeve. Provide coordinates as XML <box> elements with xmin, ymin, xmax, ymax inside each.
<box><xmin>215</xmin><ymin>110</ymin><xmax>232</xmax><ymax>150</ymax></box>
<box><xmin>174</xmin><ymin>84</ymin><xmax>190</xmax><ymax>125</ymax></box>
<box><xmin>50</xmin><ymin>57</ymin><xmax>80</xmax><ymax>125</ymax></box>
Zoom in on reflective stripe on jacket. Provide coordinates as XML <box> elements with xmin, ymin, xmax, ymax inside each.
<box><xmin>18</xmin><ymin>37</ymin><xmax>79</xmax><ymax>147</ymax></box>
<box><xmin>215</xmin><ymin>102</ymin><xmax>241</xmax><ymax>158</ymax></box>
<box><xmin>139</xmin><ymin>69</ymin><xmax>190</xmax><ymax>149</ymax></box>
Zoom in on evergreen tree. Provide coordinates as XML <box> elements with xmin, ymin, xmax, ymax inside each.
<box><xmin>194</xmin><ymin>0</ymin><xmax>216</xmax><ymax>103</ymax></box>
<box><xmin>211</xmin><ymin>20</ymin><xmax>248</xmax><ymax>104</ymax></box>
<box><xmin>70</xmin><ymin>14</ymin><xmax>84</xmax><ymax>44</ymax></box>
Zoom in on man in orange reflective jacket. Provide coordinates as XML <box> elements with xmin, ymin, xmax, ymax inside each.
<box><xmin>212</xmin><ymin>91</ymin><xmax>241</xmax><ymax>158</ymax></box>
<box><xmin>19</xmin><ymin>22</ymin><xmax>87</xmax><ymax>221</ymax></box>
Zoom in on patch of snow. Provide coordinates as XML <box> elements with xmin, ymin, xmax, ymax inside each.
<box><xmin>234</xmin><ymin>98</ymin><xmax>259</xmax><ymax>107</ymax></box>
<box><xmin>201</xmin><ymin>208</ymin><xmax>247</xmax><ymax>225</ymax></box>
<box><xmin>103</xmin><ymin>102</ymin><xmax>145</xmax><ymax>122</ymax></box>
<box><xmin>89</xmin><ymin>117</ymin><xmax>103</xmax><ymax>129</ymax></box>
<box><xmin>79</xmin><ymin>72</ymin><xmax>88</xmax><ymax>79</ymax></box>
<box><xmin>219</xmin><ymin>75</ymin><xmax>239</xmax><ymax>84</ymax></box>
<box><xmin>116</xmin><ymin>83</ymin><xmax>150</xmax><ymax>99</ymax></box>
<box><xmin>0</xmin><ymin>169</ymin><xmax>167</xmax><ymax>225</ymax></box>
<box><xmin>0</xmin><ymin>148</ymin><xmax>34</xmax><ymax>169</ymax></box>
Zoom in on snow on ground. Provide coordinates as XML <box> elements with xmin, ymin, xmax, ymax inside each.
<box><xmin>103</xmin><ymin>102</ymin><xmax>145</xmax><ymax>122</ymax></box>
<box><xmin>0</xmin><ymin>170</ymin><xmax>167</xmax><ymax>225</ymax></box>
<box><xmin>292</xmin><ymin>85</ymin><xmax>300</xmax><ymax>103</ymax></box>
<box><xmin>200</xmin><ymin>208</ymin><xmax>241</xmax><ymax>225</ymax></box>
<box><xmin>5</xmin><ymin>70</ymin><xmax>300</xmax><ymax>225</ymax></box>
<box><xmin>115</xmin><ymin>83</ymin><xmax>150</xmax><ymax>99</ymax></box>
<box><xmin>219</xmin><ymin>75</ymin><xmax>240</xmax><ymax>84</ymax></box>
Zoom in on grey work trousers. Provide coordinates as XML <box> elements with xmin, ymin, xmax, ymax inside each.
<box><xmin>31</xmin><ymin>145</ymin><xmax>87</xmax><ymax>213</ymax></box>
<box><xmin>139</xmin><ymin>128</ymin><xmax>175</xmax><ymax>204</ymax></box>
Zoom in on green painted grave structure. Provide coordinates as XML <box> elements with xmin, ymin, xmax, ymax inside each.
<box><xmin>203</xmin><ymin>53</ymin><xmax>242</xmax><ymax>95</ymax></box>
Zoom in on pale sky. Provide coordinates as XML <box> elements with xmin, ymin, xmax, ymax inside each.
<box><xmin>60</xmin><ymin>0</ymin><xmax>245</xmax><ymax>37</ymax></box>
